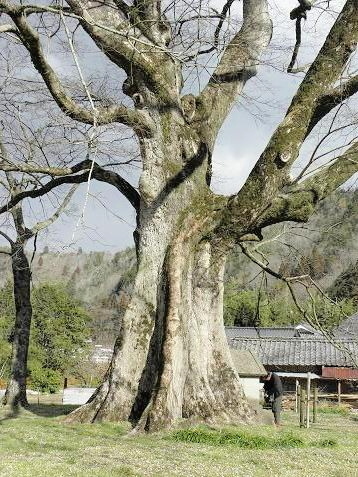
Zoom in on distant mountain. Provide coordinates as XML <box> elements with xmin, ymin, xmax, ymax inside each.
<box><xmin>0</xmin><ymin>247</ymin><xmax>136</xmax><ymax>345</ymax></box>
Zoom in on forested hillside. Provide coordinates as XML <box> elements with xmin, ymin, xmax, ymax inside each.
<box><xmin>0</xmin><ymin>190</ymin><xmax>357</xmax><ymax>342</ymax></box>
<box><xmin>224</xmin><ymin>189</ymin><xmax>358</xmax><ymax>326</ymax></box>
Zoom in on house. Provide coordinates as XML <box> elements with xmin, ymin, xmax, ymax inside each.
<box><xmin>91</xmin><ymin>344</ymin><xmax>113</xmax><ymax>363</ymax></box>
<box><xmin>230</xmin><ymin>349</ymin><xmax>266</xmax><ymax>401</ymax></box>
<box><xmin>230</xmin><ymin>336</ymin><xmax>358</xmax><ymax>393</ymax></box>
<box><xmin>225</xmin><ymin>324</ymin><xmax>320</xmax><ymax>345</ymax></box>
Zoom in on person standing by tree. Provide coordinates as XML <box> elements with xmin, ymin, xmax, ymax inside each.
<box><xmin>263</xmin><ymin>372</ymin><xmax>283</xmax><ymax>426</ymax></box>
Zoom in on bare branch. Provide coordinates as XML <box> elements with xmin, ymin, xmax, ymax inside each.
<box><xmin>0</xmin><ymin>160</ymin><xmax>141</xmax><ymax>213</ymax></box>
<box><xmin>31</xmin><ymin>184</ymin><xmax>78</xmax><ymax>234</ymax></box>
<box><xmin>239</xmin><ymin>240</ymin><xmax>357</xmax><ymax>366</ymax></box>
<box><xmin>188</xmin><ymin>0</ymin><xmax>236</xmax><ymax>59</ymax></box>
<box><xmin>287</xmin><ymin>0</ymin><xmax>312</xmax><ymax>73</ymax></box>
<box><xmin>198</xmin><ymin>0</ymin><xmax>272</xmax><ymax>133</ymax></box>
<box><xmin>0</xmin><ymin>1</ymin><xmax>154</xmax><ymax>134</ymax></box>
<box><xmin>0</xmin><ymin>229</ymin><xmax>14</xmax><ymax>245</ymax></box>
<box><xmin>238</xmin><ymin>242</ymin><xmax>308</xmax><ymax>283</ymax></box>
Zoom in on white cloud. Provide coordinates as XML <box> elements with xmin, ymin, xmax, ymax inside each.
<box><xmin>211</xmin><ymin>145</ymin><xmax>254</xmax><ymax>196</ymax></box>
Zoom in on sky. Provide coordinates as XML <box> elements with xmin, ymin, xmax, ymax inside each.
<box><xmin>0</xmin><ymin>0</ymin><xmax>353</xmax><ymax>254</ymax></box>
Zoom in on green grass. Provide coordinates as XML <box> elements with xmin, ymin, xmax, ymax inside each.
<box><xmin>0</xmin><ymin>404</ymin><xmax>357</xmax><ymax>477</ymax></box>
<box><xmin>170</xmin><ymin>426</ymin><xmax>339</xmax><ymax>450</ymax></box>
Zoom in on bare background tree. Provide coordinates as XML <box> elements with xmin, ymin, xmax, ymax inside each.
<box><xmin>0</xmin><ymin>59</ymin><xmax>139</xmax><ymax>408</ymax></box>
<box><xmin>0</xmin><ymin>0</ymin><xmax>357</xmax><ymax>430</ymax></box>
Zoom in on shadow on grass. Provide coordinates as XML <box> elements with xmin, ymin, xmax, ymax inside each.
<box><xmin>28</xmin><ymin>403</ymin><xmax>79</xmax><ymax>418</ymax></box>
<box><xmin>0</xmin><ymin>403</ymin><xmax>78</xmax><ymax>424</ymax></box>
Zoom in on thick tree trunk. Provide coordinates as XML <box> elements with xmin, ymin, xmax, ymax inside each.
<box><xmin>67</xmin><ymin>210</ymin><xmax>252</xmax><ymax>429</ymax></box>
<box><xmin>142</xmin><ymin>236</ymin><xmax>252</xmax><ymax>431</ymax></box>
<box><xmin>66</xmin><ymin>111</ymin><xmax>252</xmax><ymax>429</ymax></box>
<box><xmin>3</xmin><ymin>242</ymin><xmax>32</xmax><ymax>409</ymax></box>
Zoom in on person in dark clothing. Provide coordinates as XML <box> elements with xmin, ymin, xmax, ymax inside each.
<box><xmin>263</xmin><ymin>372</ymin><xmax>283</xmax><ymax>425</ymax></box>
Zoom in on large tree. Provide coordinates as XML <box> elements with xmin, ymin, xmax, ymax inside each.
<box><xmin>0</xmin><ymin>0</ymin><xmax>357</xmax><ymax>430</ymax></box>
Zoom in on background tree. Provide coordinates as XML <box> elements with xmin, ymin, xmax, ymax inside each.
<box><xmin>29</xmin><ymin>283</ymin><xmax>91</xmax><ymax>392</ymax></box>
<box><xmin>0</xmin><ymin>0</ymin><xmax>357</xmax><ymax>431</ymax></box>
<box><xmin>0</xmin><ymin>54</ymin><xmax>137</xmax><ymax>409</ymax></box>
<box><xmin>0</xmin><ymin>282</ymin><xmax>91</xmax><ymax>393</ymax></box>
<box><xmin>0</xmin><ymin>105</ymin><xmax>78</xmax><ymax>407</ymax></box>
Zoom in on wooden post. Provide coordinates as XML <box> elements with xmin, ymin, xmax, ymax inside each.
<box><xmin>313</xmin><ymin>381</ymin><xmax>318</xmax><ymax>423</ymax></box>
<box><xmin>295</xmin><ymin>379</ymin><xmax>299</xmax><ymax>413</ymax></box>
<box><xmin>337</xmin><ymin>380</ymin><xmax>341</xmax><ymax>405</ymax></box>
<box><xmin>300</xmin><ymin>387</ymin><xmax>306</xmax><ymax>428</ymax></box>
<box><xmin>306</xmin><ymin>372</ymin><xmax>311</xmax><ymax>429</ymax></box>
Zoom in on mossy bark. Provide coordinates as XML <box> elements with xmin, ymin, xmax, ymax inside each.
<box><xmin>66</xmin><ymin>113</ymin><xmax>252</xmax><ymax>429</ymax></box>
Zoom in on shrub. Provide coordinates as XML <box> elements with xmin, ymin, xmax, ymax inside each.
<box><xmin>317</xmin><ymin>439</ymin><xmax>337</xmax><ymax>447</ymax></box>
<box><xmin>29</xmin><ymin>365</ymin><xmax>62</xmax><ymax>393</ymax></box>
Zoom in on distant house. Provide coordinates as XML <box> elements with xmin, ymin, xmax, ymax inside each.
<box><xmin>230</xmin><ymin>349</ymin><xmax>266</xmax><ymax>401</ymax></box>
<box><xmin>230</xmin><ymin>337</ymin><xmax>357</xmax><ymax>372</ymax></box>
<box><xmin>225</xmin><ymin>324</ymin><xmax>320</xmax><ymax>345</ymax></box>
<box><xmin>230</xmin><ymin>336</ymin><xmax>358</xmax><ymax>392</ymax></box>
<box><xmin>91</xmin><ymin>344</ymin><xmax>113</xmax><ymax>364</ymax></box>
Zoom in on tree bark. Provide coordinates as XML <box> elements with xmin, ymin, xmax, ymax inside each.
<box><xmin>3</xmin><ymin>242</ymin><xmax>32</xmax><ymax>409</ymax></box>
<box><xmin>67</xmin><ymin>224</ymin><xmax>252</xmax><ymax>429</ymax></box>
<box><xmin>65</xmin><ymin>111</ymin><xmax>252</xmax><ymax>429</ymax></box>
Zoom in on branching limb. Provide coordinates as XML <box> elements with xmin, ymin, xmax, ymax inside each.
<box><xmin>0</xmin><ymin>1</ymin><xmax>154</xmax><ymax>134</ymax></box>
<box><xmin>30</xmin><ymin>184</ymin><xmax>78</xmax><ymax>234</ymax></box>
<box><xmin>224</xmin><ymin>1</ymin><xmax>357</xmax><ymax>232</ymax></box>
<box><xmin>197</xmin><ymin>0</ymin><xmax>272</xmax><ymax>134</ymax></box>
<box><xmin>254</xmin><ymin>0</ymin><xmax>357</xmax><ymax>171</ymax></box>
<box><xmin>255</xmin><ymin>140</ymin><xmax>358</xmax><ymax>229</ymax></box>
<box><xmin>65</xmin><ymin>0</ymin><xmax>178</xmax><ymax>99</ymax></box>
<box><xmin>130</xmin><ymin>0</ymin><xmax>171</xmax><ymax>46</ymax></box>
<box><xmin>307</xmin><ymin>74</ymin><xmax>358</xmax><ymax>136</ymax></box>
<box><xmin>0</xmin><ymin>160</ymin><xmax>140</xmax><ymax>213</ymax></box>
<box><xmin>0</xmin><ymin>22</ymin><xmax>18</xmax><ymax>34</ymax></box>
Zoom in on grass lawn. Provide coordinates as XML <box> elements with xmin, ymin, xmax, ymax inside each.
<box><xmin>0</xmin><ymin>403</ymin><xmax>357</xmax><ymax>477</ymax></box>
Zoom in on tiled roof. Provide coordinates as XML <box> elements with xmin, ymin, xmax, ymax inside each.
<box><xmin>225</xmin><ymin>325</ymin><xmax>320</xmax><ymax>343</ymax></box>
<box><xmin>225</xmin><ymin>327</ymin><xmax>298</xmax><ymax>341</ymax></box>
<box><xmin>230</xmin><ymin>337</ymin><xmax>358</xmax><ymax>367</ymax></box>
<box><xmin>230</xmin><ymin>349</ymin><xmax>267</xmax><ymax>376</ymax></box>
